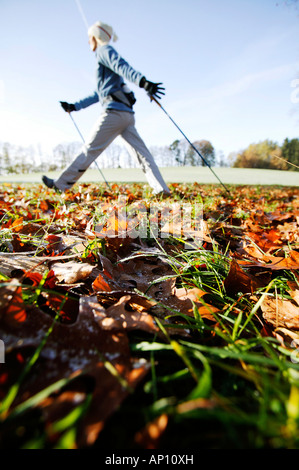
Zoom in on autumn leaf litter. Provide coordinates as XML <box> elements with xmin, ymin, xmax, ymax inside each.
<box><xmin>0</xmin><ymin>181</ymin><xmax>299</xmax><ymax>449</ymax></box>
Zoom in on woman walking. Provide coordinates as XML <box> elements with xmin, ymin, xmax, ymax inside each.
<box><xmin>42</xmin><ymin>21</ymin><xmax>170</xmax><ymax>196</ymax></box>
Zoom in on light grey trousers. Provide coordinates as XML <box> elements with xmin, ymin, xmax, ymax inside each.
<box><xmin>54</xmin><ymin>110</ymin><xmax>170</xmax><ymax>194</ymax></box>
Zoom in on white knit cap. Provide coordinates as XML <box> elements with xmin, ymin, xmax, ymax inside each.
<box><xmin>88</xmin><ymin>21</ymin><xmax>118</xmax><ymax>44</ymax></box>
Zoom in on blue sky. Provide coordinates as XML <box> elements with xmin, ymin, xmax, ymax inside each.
<box><xmin>0</xmin><ymin>0</ymin><xmax>298</xmax><ymax>160</ymax></box>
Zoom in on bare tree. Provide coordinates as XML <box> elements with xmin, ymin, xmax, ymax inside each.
<box><xmin>185</xmin><ymin>140</ymin><xmax>216</xmax><ymax>167</ymax></box>
<box><xmin>53</xmin><ymin>142</ymin><xmax>82</xmax><ymax>169</ymax></box>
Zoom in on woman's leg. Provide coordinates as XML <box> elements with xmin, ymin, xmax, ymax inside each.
<box><xmin>54</xmin><ymin>110</ymin><xmax>131</xmax><ymax>191</ymax></box>
<box><xmin>121</xmin><ymin>114</ymin><xmax>170</xmax><ymax>195</ymax></box>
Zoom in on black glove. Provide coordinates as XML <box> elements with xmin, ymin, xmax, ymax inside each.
<box><xmin>139</xmin><ymin>77</ymin><xmax>165</xmax><ymax>99</ymax></box>
<box><xmin>60</xmin><ymin>101</ymin><xmax>76</xmax><ymax>112</ymax></box>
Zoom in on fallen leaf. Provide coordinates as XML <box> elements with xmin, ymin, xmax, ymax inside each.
<box><xmin>11</xmin><ymin>217</ymin><xmax>24</xmax><ymax>233</ymax></box>
<box><xmin>81</xmin><ymin>295</ymin><xmax>159</xmax><ymax>335</ymax></box>
<box><xmin>271</xmin><ymin>327</ymin><xmax>299</xmax><ymax>348</ymax></box>
<box><xmin>135</xmin><ymin>414</ymin><xmax>168</xmax><ymax>449</ymax></box>
<box><xmin>235</xmin><ymin>250</ymin><xmax>299</xmax><ymax>271</ymax></box>
<box><xmin>261</xmin><ymin>297</ymin><xmax>299</xmax><ymax>330</ymax></box>
<box><xmin>50</xmin><ymin>261</ymin><xmax>94</xmax><ymax>284</ymax></box>
<box><xmin>262</xmin><ymin>251</ymin><xmax>299</xmax><ymax>270</ymax></box>
<box><xmin>176</xmin><ymin>397</ymin><xmax>218</xmax><ymax>414</ymax></box>
<box><xmin>11</xmin><ymin>234</ymin><xmax>36</xmax><ymax>253</ymax></box>
<box><xmin>90</xmin><ymin>253</ymin><xmax>176</xmax><ymax>295</ymax></box>
<box><xmin>150</xmin><ymin>278</ymin><xmax>219</xmax><ymax>321</ymax></box>
<box><xmin>0</xmin><ymin>297</ymin><xmax>150</xmax><ymax>447</ymax></box>
<box><xmin>224</xmin><ymin>260</ymin><xmax>267</xmax><ymax>296</ymax></box>
<box><xmin>92</xmin><ymin>273</ymin><xmax>112</xmax><ymax>292</ymax></box>
<box><xmin>0</xmin><ymin>254</ymin><xmax>46</xmax><ymax>278</ymax></box>
<box><xmin>0</xmin><ymin>280</ymin><xmax>27</xmax><ymax>325</ymax></box>
<box><xmin>287</xmin><ymin>281</ymin><xmax>299</xmax><ymax>307</ymax></box>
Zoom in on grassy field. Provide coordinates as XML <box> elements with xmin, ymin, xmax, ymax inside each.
<box><xmin>0</xmin><ymin>167</ymin><xmax>298</xmax><ymax>186</ymax></box>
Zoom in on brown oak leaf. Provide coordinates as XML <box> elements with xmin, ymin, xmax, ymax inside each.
<box><xmin>261</xmin><ymin>297</ymin><xmax>299</xmax><ymax>330</ymax></box>
<box><xmin>0</xmin><ymin>295</ymin><xmax>149</xmax><ymax>447</ymax></box>
<box><xmin>224</xmin><ymin>260</ymin><xmax>267</xmax><ymax>296</ymax></box>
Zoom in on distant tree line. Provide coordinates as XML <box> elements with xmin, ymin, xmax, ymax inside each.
<box><xmin>229</xmin><ymin>138</ymin><xmax>299</xmax><ymax>171</ymax></box>
<box><xmin>0</xmin><ymin>139</ymin><xmax>220</xmax><ymax>175</ymax></box>
<box><xmin>0</xmin><ymin>137</ymin><xmax>298</xmax><ymax>175</ymax></box>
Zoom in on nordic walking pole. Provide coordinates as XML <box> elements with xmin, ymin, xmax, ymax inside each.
<box><xmin>68</xmin><ymin>111</ymin><xmax>112</xmax><ymax>191</ymax></box>
<box><xmin>149</xmin><ymin>95</ymin><xmax>230</xmax><ymax>194</ymax></box>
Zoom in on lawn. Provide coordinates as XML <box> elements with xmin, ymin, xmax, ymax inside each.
<box><xmin>0</xmin><ymin>167</ymin><xmax>298</xmax><ymax>186</ymax></box>
<box><xmin>0</xmin><ymin>180</ymin><xmax>298</xmax><ymax>450</ymax></box>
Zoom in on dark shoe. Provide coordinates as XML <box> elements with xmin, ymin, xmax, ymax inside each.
<box><xmin>42</xmin><ymin>175</ymin><xmax>62</xmax><ymax>193</ymax></box>
<box><xmin>150</xmin><ymin>190</ymin><xmax>171</xmax><ymax>202</ymax></box>
<box><xmin>42</xmin><ymin>175</ymin><xmax>55</xmax><ymax>188</ymax></box>
<box><xmin>157</xmin><ymin>190</ymin><xmax>171</xmax><ymax>199</ymax></box>
<box><xmin>43</xmin><ymin>174</ymin><xmax>63</xmax><ymax>190</ymax></box>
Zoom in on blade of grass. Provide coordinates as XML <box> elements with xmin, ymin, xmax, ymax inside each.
<box><xmin>155</xmin><ymin>317</ymin><xmax>200</xmax><ymax>383</ymax></box>
<box><xmin>238</xmin><ymin>279</ymin><xmax>275</xmax><ymax>336</ymax></box>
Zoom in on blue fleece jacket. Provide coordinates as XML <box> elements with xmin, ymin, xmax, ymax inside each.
<box><xmin>74</xmin><ymin>44</ymin><xmax>143</xmax><ymax>113</ymax></box>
